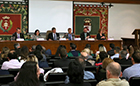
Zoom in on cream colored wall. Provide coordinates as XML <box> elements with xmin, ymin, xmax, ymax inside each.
<box><xmin>108</xmin><ymin>3</ymin><xmax>140</xmax><ymax>40</ymax></box>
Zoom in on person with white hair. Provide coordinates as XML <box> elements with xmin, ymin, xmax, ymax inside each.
<box><xmin>96</xmin><ymin>62</ymin><xmax>129</xmax><ymax>86</ymax></box>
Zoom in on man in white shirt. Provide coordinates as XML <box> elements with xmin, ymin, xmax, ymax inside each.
<box><xmin>111</xmin><ymin>47</ymin><xmax>120</xmax><ymax>60</ymax></box>
<box><xmin>1</xmin><ymin>50</ymin><xmax>22</xmax><ymax>70</ymax></box>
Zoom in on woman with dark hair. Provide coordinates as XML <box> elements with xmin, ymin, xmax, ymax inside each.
<box><xmin>10</xmin><ymin>61</ymin><xmax>45</xmax><ymax>86</ymax></box>
<box><xmin>60</xmin><ymin>60</ymin><xmax>91</xmax><ymax>86</ymax></box>
<box><xmin>96</xmin><ymin>29</ymin><xmax>106</xmax><ymax>40</ymax></box>
<box><xmin>31</xmin><ymin>29</ymin><xmax>42</xmax><ymax>40</ymax></box>
<box><xmin>19</xmin><ymin>46</ymin><xmax>29</xmax><ymax>64</ymax></box>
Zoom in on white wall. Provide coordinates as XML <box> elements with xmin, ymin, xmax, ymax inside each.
<box><xmin>29</xmin><ymin>0</ymin><xmax>73</xmax><ymax>33</ymax></box>
<box><xmin>108</xmin><ymin>4</ymin><xmax>140</xmax><ymax>40</ymax></box>
<box><xmin>29</xmin><ymin>1</ymin><xmax>140</xmax><ymax>39</ymax></box>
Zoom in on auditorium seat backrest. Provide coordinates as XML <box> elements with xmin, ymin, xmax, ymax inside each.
<box><xmin>129</xmin><ymin>77</ymin><xmax>140</xmax><ymax>86</ymax></box>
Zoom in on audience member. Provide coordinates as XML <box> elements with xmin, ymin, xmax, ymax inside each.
<box><xmin>96</xmin><ymin>62</ymin><xmax>129</xmax><ymax>86</ymax></box>
<box><xmin>110</xmin><ymin>47</ymin><xmax>120</xmax><ymax>59</ymax></box>
<box><xmin>10</xmin><ymin>61</ymin><xmax>45</xmax><ymax>86</ymax></box>
<box><xmin>81</xmin><ymin>48</ymin><xmax>93</xmax><ymax>59</ymax></box>
<box><xmin>67</xmin><ymin>43</ymin><xmax>81</xmax><ymax>57</ymax></box>
<box><xmin>107</xmin><ymin>43</ymin><xmax>115</xmax><ymax>56</ymax></box>
<box><xmin>27</xmin><ymin>54</ymin><xmax>44</xmax><ymax>74</ymax></box>
<box><xmin>114</xmin><ymin>50</ymin><xmax>132</xmax><ymax>65</ymax></box>
<box><xmin>123</xmin><ymin>51</ymin><xmax>140</xmax><ymax>81</ymax></box>
<box><xmin>126</xmin><ymin>45</ymin><xmax>134</xmax><ymax>59</ymax></box>
<box><xmin>80</xmin><ymin>52</ymin><xmax>92</xmax><ymax>66</ymax></box>
<box><xmin>53</xmin><ymin>48</ymin><xmax>71</xmax><ymax>67</ymax></box>
<box><xmin>1</xmin><ymin>50</ymin><xmax>22</xmax><ymax>70</ymax></box>
<box><xmin>85</xmin><ymin>44</ymin><xmax>94</xmax><ymax>56</ymax></box>
<box><xmin>0</xmin><ymin>47</ymin><xmax>10</xmax><ymax>64</ymax></box>
<box><xmin>13</xmin><ymin>43</ymin><xmax>21</xmax><ymax>56</ymax></box>
<box><xmin>95</xmin><ymin>51</ymin><xmax>108</xmax><ymax>66</ymax></box>
<box><xmin>61</xmin><ymin>60</ymin><xmax>91</xmax><ymax>86</ymax></box>
<box><xmin>55</xmin><ymin>45</ymin><xmax>66</xmax><ymax>57</ymax></box>
<box><xmin>31</xmin><ymin>29</ymin><xmax>42</xmax><ymax>40</ymax></box>
<box><xmin>63</xmin><ymin>28</ymin><xmax>74</xmax><ymax>40</ymax></box>
<box><xmin>80</xmin><ymin>27</ymin><xmax>90</xmax><ymax>40</ymax></box>
<box><xmin>96</xmin><ymin>58</ymin><xmax>114</xmax><ymax>81</ymax></box>
<box><xmin>19</xmin><ymin>46</ymin><xmax>29</xmax><ymax>64</ymax></box>
<box><xmin>12</xmin><ymin>27</ymin><xmax>24</xmax><ymax>40</ymax></box>
<box><xmin>47</xmin><ymin>27</ymin><xmax>59</xmax><ymax>41</ymax></box>
<box><xmin>96</xmin><ymin>29</ymin><xmax>106</xmax><ymax>40</ymax></box>
<box><xmin>29</xmin><ymin>45</ymin><xmax>36</xmax><ymax>54</ymax></box>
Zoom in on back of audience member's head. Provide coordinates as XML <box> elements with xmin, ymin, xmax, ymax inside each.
<box><xmin>99</xmin><ymin>46</ymin><xmax>106</xmax><ymax>52</ymax></box>
<box><xmin>20</xmin><ymin>46</ymin><xmax>29</xmax><ymax>59</ymax></box>
<box><xmin>102</xmin><ymin>58</ymin><xmax>114</xmax><ymax>70</ymax></box>
<box><xmin>110</xmin><ymin>43</ymin><xmax>115</xmax><ymax>49</ymax></box>
<box><xmin>8</xmin><ymin>51</ymin><xmax>18</xmax><ymax>60</ymax></box>
<box><xmin>67</xmin><ymin>60</ymin><xmax>84</xmax><ymax>84</ymax></box>
<box><xmin>1</xmin><ymin>47</ymin><xmax>10</xmax><ymax>59</ymax></box>
<box><xmin>114</xmin><ymin>47</ymin><xmax>120</xmax><ymax>53</ymax></box>
<box><xmin>119</xmin><ymin>50</ymin><xmax>127</xmax><ymax>59</ymax></box>
<box><xmin>82</xmin><ymin>48</ymin><xmax>91</xmax><ymax>55</ymax></box>
<box><xmin>99</xmin><ymin>51</ymin><xmax>108</xmax><ymax>61</ymax></box>
<box><xmin>14</xmin><ymin>43</ymin><xmax>20</xmax><ymax>50</ymax></box>
<box><xmin>70</xmin><ymin>43</ymin><xmax>77</xmax><ymax>50</ymax></box>
<box><xmin>127</xmin><ymin>45</ymin><xmax>134</xmax><ymax>57</ymax></box>
<box><xmin>132</xmin><ymin>51</ymin><xmax>140</xmax><ymax>63</ymax></box>
<box><xmin>55</xmin><ymin>45</ymin><xmax>66</xmax><ymax>57</ymax></box>
<box><xmin>123</xmin><ymin>45</ymin><xmax>128</xmax><ymax>51</ymax></box>
<box><xmin>16</xmin><ymin>61</ymin><xmax>40</xmax><ymax>86</ymax></box>
<box><xmin>27</xmin><ymin>54</ymin><xmax>38</xmax><ymax>63</ymax></box>
<box><xmin>59</xmin><ymin>48</ymin><xmax>67</xmax><ymax>58</ymax></box>
<box><xmin>98</xmin><ymin>44</ymin><xmax>103</xmax><ymax>48</ymax></box>
<box><xmin>34</xmin><ymin>50</ymin><xmax>43</xmax><ymax>61</ymax></box>
<box><xmin>85</xmin><ymin>44</ymin><xmax>91</xmax><ymax>49</ymax></box>
<box><xmin>75</xmin><ymin>56</ymin><xmax>86</xmax><ymax>69</ymax></box>
<box><xmin>35</xmin><ymin>45</ymin><xmax>43</xmax><ymax>51</ymax></box>
<box><xmin>32</xmin><ymin>45</ymin><xmax>36</xmax><ymax>51</ymax></box>
<box><xmin>106</xmin><ymin>62</ymin><xmax>121</xmax><ymax>78</ymax></box>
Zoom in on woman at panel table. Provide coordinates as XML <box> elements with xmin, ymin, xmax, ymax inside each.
<box><xmin>31</xmin><ymin>29</ymin><xmax>42</xmax><ymax>40</ymax></box>
<box><xmin>96</xmin><ymin>29</ymin><xmax>106</xmax><ymax>40</ymax></box>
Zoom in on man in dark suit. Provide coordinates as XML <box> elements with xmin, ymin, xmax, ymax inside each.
<box><xmin>80</xmin><ymin>27</ymin><xmax>90</xmax><ymax>40</ymax></box>
<box><xmin>12</xmin><ymin>27</ymin><xmax>24</xmax><ymax>40</ymax></box>
<box><xmin>47</xmin><ymin>27</ymin><xmax>59</xmax><ymax>41</ymax></box>
<box><xmin>107</xmin><ymin>43</ymin><xmax>115</xmax><ymax>56</ymax></box>
<box><xmin>53</xmin><ymin>48</ymin><xmax>71</xmax><ymax>67</ymax></box>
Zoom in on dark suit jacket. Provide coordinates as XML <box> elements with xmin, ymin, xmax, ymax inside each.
<box><xmin>80</xmin><ymin>32</ymin><xmax>90</xmax><ymax>40</ymax></box>
<box><xmin>12</xmin><ymin>32</ymin><xmax>24</xmax><ymax>40</ymax></box>
<box><xmin>47</xmin><ymin>32</ymin><xmax>59</xmax><ymax>40</ymax></box>
<box><xmin>53</xmin><ymin>58</ymin><xmax>71</xmax><ymax>67</ymax></box>
<box><xmin>114</xmin><ymin>58</ymin><xmax>132</xmax><ymax>65</ymax></box>
<box><xmin>107</xmin><ymin>49</ymin><xmax>115</xmax><ymax>56</ymax></box>
<box><xmin>96</xmin><ymin>33</ymin><xmax>106</xmax><ymax>40</ymax></box>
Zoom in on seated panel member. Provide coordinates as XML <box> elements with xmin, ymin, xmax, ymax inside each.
<box><xmin>80</xmin><ymin>27</ymin><xmax>90</xmax><ymax>40</ymax></box>
<box><xmin>63</xmin><ymin>28</ymin><xmax>74</xmax><ymax>40</ymax></box>
<box><xmin>12</xmin><ymin>27</ymin><xmax>24</xmax><ymax>40</ymax></box>
<box><xmin>47</xmin><ymin>27</ymin><xmax>59</xmax><ymax>41</ymax></box>
<box><xmin>31</xmin><ymin>29</ymin><xmax>42</xmax><ymax>40</ymax></box>
<box><xmin>96</xmin><ymin>29</ymin><xmax>106</xmax><ymax>40</ymax></box>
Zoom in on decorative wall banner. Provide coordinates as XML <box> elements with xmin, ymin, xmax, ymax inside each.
<box><xmin>0</xmin><ymin>2</ymin><xmax>28</xmax><ymax>40</ymax></box>
<box><xmin>74</xmin><ymin>4</ymin><xmax>108</xmax><ymax>38</ymax></box>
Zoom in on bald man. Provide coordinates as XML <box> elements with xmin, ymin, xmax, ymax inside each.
<box><xmin>96</xmin><ymin>62</ymin><xmax>129</xmax><ymax>86</ymax></box>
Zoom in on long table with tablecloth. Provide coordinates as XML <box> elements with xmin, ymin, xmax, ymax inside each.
<box><xmin>0</xmin><ymin>40</ymin><xmax>122</xmax><ymax>55</ymax></box>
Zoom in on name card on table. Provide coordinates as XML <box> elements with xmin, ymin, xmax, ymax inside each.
<box><xmin>37</xmin><ymin>38</ymin><xmax>45</xmax><ymax>41</ymax></box>
<box><xmin>88</xmin><ymin>38</ymin><xmax>95</xmax><ymax>41</ymax></box>
<box><xmin>59</xmin><ymin>38</ymin><xmax>66</xmax><ymax>40</ymax></box>
<box><xmin>74</xmin><ymin>38</ymin><xmax>81</xmax><ymax>40</ymax></box>
<box><xmin>16</xmin><ymin>38</ymin><xmax>24</xmax><ymax>41</ymax></box>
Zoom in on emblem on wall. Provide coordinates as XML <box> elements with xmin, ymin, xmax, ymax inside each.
<box><xmin>0</xmin><ymin>16</ymin><xmax>13</xmax><ymax>32</ymax></box>
<box><xmin>84</xmin><ymin>18</ymin><xmax>92</xmax><ymax>33</ymax></box>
